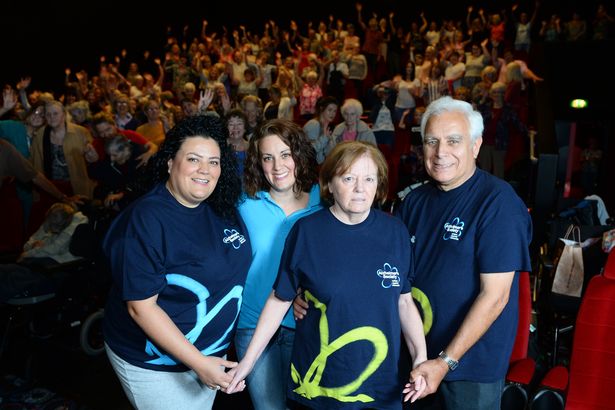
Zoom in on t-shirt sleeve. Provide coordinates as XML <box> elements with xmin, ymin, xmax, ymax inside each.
<box><xmin>272</xmin><ymin>223</ymin><xmax>302</xmax><ymax>301</ymax></box>
<box><xmin>476</xmin><ymin>189</ymin><xmax>532</xmax><ymax>274</ymax></box>
<box><xmin>123</xmin><ymin>130</ymin><xmax>149</xmax><ymax>145</ymax></box>
<box><xmin>104</xmin><ymin>211</ymin><xmax>166</xmax><ymax>300</ymax></box>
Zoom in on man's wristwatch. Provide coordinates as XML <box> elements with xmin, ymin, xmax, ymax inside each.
<box><xmin>438</xmin><ymin>351</ymin><xmax>459</xmax><ymax>371</ymax></box>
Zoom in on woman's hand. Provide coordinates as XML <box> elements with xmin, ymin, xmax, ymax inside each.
<box><xmin>225</xmin><ymin>359</ymin><xmax>253</xmax><ymax>394</ymax></box>
<box><xmin>198</xmin><ymin>89</ymin><xmax>214</xmax><ymax>113</ymax></box>
<box><xmin>193</xmin><ymin>356</ymin><xmax>243</xmax><ymax>393</ymax></box>
<box><xmin>403</xmin><ymin>373</ymin><xmax>426</xmax><ymax>403</ymax></box>
<box><xmin>83</xmin><ymin>143</ymin><xmax>99</xmax><ymax>163</ymax></box>
<box><xmin>104</xmin><ymin>192</ymin><xmax>124</xmax><ymax>208</ymax></box>
<box><xmin>292</xmin><ymin>293</ymin><xmax>309</xmax><ymax>320</ymax></box>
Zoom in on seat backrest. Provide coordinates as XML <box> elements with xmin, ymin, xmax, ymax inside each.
<box><xmin>510</xmin><ymin>271</ymin><xmax>532</xmax><ymax>363</ymax></box>
<box><xmin>565</xmin><ymin>250</ymin><xmax>615</xmax><ymax>409</ymax></box>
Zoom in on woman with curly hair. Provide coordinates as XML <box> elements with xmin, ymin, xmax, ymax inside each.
<box><xmin>102</xmin><ymin>115</ymin><xmax>251</xmax><ymax>409</ymax></box>
<box><xmin>235</xmin><ymin>119</ymin><xmax>322</xmax><ymax>410</ymax></box>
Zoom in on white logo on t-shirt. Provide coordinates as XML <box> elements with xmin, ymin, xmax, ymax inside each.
<box><xmin>377</xmin><ymin>263</ymin><xmax>401</xmax><ymax>288</ymax></box>
<box><xmin>443</xmin><ymin>217</ymin><xmax>464</xmax><ymax>241</ymax></box>
<box><xmin>223</xmin><ymin>229</ymin><xmax>246</xmax><ymax>249</ymax></box>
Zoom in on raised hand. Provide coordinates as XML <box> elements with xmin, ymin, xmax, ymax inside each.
<box><xmin>2</xmin><ymin>87</ymin><xmax>18</xmax><ymax>111</ymax></box>
<box><xmin>16</xmin><ymin>77</ymin><xmax>32</xmax><ymax>90</ymax></box>
<box><xmin>198</xmin><ymin>88</ymin><xmax>214</xmax><ymax>112</ymax></box>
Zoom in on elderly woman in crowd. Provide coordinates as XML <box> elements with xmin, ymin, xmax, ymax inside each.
<box><xmin>31</xmin><ymin>100</ymin><xmax>98</xmax><ymax>199</ymax></box>
<box><xmin>329</xmin><ymin>98</ymin><xmax>376</xmax><ymax>155</ymax></box>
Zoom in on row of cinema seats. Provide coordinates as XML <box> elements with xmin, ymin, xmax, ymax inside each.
<box><xmin>502</xmin><ymin>248</ymin><xmax>615</xmax><ymax>410</ymax></box>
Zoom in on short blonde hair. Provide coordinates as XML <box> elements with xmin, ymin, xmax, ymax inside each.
<box><xmin>340</xmin><ymin>98</ymin><xmax>363</xmax><ymax>117</ymax></box>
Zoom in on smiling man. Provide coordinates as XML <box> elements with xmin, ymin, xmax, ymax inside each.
<box><xmin>395</xmin><ymin>96</ymin><xmax>532</xmax><ymax>409</ymax></box>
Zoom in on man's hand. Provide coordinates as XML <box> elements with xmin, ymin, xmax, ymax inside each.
<box><xmin>409</xmin><ymin>358</ymin><xmax>449</xmax><ymax>399</ymax></box>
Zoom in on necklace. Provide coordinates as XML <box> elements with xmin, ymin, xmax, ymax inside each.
<box><xmin>52</xmin><ymin>144</ymin><xmax>67</xmax><ymax>167</ymax></box>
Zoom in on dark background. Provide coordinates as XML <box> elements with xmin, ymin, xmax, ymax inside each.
<box><xmin>1</xmin><ymin>0</ymin><xmax>605</xmax><ymax>92</ymax></box>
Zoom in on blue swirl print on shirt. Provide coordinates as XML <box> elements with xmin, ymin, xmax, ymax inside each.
<box><xmin>145</xmin><ymin>274</ymin><xmax>243</xmax><ymax>365</ymax></box>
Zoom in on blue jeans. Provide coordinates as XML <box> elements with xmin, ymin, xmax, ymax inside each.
<box><xmin>409</xmin><ymin>379</ymin><xmax>504</xmax><ymax>410</ymax></box>
<box><xmin>234</xmin><ymin>326</ymin><xmax>295</xmax><ymax>410</ymax></box>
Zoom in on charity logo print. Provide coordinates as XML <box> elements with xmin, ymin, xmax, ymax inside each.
<box><xmin>377</xmin><ymin>263</ymin><xmax>401</xmax><ymax>288</ymax></box>
<box><xmin>223</xmin><ymin>228</ymin><xmax>246</xmax><ymax>249</ymax></box>
<box><xmin>443</xmin><ymin>217</ymin><xmax>464</xmax><ymax>241</ymax></box>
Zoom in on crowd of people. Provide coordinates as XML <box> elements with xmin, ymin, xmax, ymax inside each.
<box><xmin>1</xmin><ymin>2</ymin><xmax>612</xmax><ymax>409</ymax></box>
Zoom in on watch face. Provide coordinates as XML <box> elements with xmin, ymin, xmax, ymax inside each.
<box><xmin>439</xmin><ymin>351</ymin><xmax>458</xmax><ymax>371</ymax></box>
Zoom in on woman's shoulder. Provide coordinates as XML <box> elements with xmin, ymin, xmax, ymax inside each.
<box><xmin>303</xmin><ymin>118</ymin><xmax>319</xmax><ymax>130</ymax></box>
<box><xmin>294</xmin><ymin>207</ymin><xmax>328</xmax><ymax>227</ymax></box>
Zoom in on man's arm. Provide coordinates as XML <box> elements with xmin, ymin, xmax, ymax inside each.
<box><xmin>410</xmin><ymin>271</ymin><xmax>515</xmax><ymax>397</ymax></box>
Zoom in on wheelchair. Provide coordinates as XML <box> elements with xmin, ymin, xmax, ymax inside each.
<box><xmin>1</xmin><ymin>203</ymin><xmax>113</xmax><ymax>375</ymax></box>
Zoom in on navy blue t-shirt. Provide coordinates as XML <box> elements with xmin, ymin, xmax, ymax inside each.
<box><xmin>396</xmin><ymin>169</ymin><xmax>532</xmax><ymax>382</ymax></box>
<box><xmin>103</xmin><ymin>183</ymin><xmax>251</xmax><ymax>371</ymax></box>
<box><xmin>274</xmin><ymin>208</ymin><xmax>413</xmax><ymax>410</ymax></box>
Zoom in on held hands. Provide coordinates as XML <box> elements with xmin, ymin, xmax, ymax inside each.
<box><xmin>403</xmin><ymin>373</ymin><xmax>426</xmax><ymax>403</ymax></box>
<box><xmin>225</xmin><ymin>358</ymin><xmax>253</xmax><ymax>394</ymax></box>
<box><xmin>408</xmin><ymin>358</ymin><xmax>449</xmax><ymax>400</ymax></box>
<box><xmin>194</xmin><ymin>356</ymin><xmax>245</xmax><ymax>394</ymax></box>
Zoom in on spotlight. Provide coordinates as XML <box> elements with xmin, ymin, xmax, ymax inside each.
<box><xmin>570</xmin><ymin>99</ymin><xmax>588</xmax><ymax>109</ymax></box>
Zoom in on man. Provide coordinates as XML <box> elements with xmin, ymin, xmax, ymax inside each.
<box><xmin>396</xmin><ymin>96</ymin><xmax>532</xmax><ymax>408</ymax></box>
<box><xmin>90</xmin><ymin>112</ymin><xmax>156</xmax><ymax>167</ymax></box>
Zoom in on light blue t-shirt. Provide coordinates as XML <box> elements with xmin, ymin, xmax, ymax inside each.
<box><xmin>237</xmin><ymin>184</ymin><xmax>322</xmax><ymax>329</ymax></box>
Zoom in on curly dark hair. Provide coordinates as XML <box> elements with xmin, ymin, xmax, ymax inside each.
<box><xmin>243</xmin><ymin>119</ymin><xmax>318</xmax><ymax>198</ymax></box>
<box><xmin>149</xmin><ymin>115</ymin><xmax>241</xmax><ymax>221</ymax></box>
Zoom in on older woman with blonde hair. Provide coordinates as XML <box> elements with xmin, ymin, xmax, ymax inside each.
<box><xmin>31</xmin><ymin>100</ymin><xmax>97</xmax><ymax>198</ymax></box>
<box><xmin>328</xmin><ymin>98</ymin><xmax>376</xmax><ymax>156</ymax></box>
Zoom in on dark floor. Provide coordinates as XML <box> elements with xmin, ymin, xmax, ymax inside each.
<box><xmin>0</xmin><ymin>301</ymin><xmax>574</xmax><ymax>410</ymax></box>
<box><xmin>0</xmin><ymin>303</ymin><xmax>254</xmax><ymax>410</ymax></box>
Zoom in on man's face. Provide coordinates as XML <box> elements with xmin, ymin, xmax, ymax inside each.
<box><xmin>423</xmin><ymin>111</ymin><xmax>481</xmax><ymax>191</ymax></box>
<box><xmin>95</xmin><ymin>122</ymin><xmax>116</xmax><ymax>139</ymax></box>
